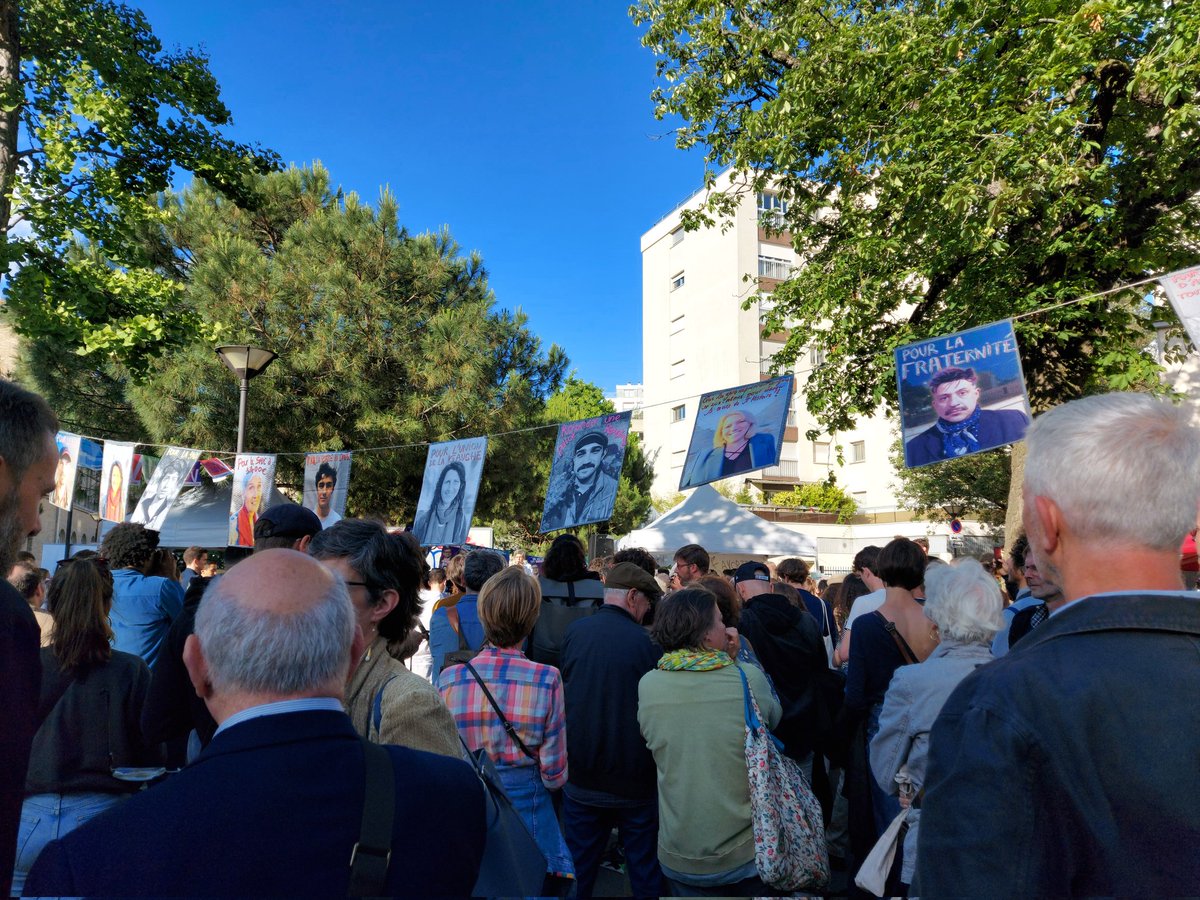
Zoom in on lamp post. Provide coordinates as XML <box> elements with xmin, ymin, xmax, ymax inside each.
<box><xmin>215</xmin><ymin>345</ymin><xmax>278</xmax><ymax>454</ymax></box>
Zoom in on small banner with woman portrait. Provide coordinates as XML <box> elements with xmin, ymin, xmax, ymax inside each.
<box><xmin>50</xmin><ymin>432</ymin><xmax>82</xmax><ymax>512</ymax></box>
<box><xmin>412</xmin><ymin>437</ymin><xmax>487</xmax><ymax>546</ymax></box>
<box><xmin>679</xmin><ymin>376</ymin><xmax>792</xmax><ymax>490</ymax></box>
<box><xmin>131</xmin><ymin>447</ymin><xmax>202</xmax><ymax>531</ymax></box>
<box><xmin>228</xmin><ymin>454</ymin><xmax>277</xmax><ymax>548</ymax></box>
<box><xmin>895</xmin><ymin>320</ymin><xmax>1032</xmax><ymax>469</ymax></box>
<box><xmin>540</xmin><ymin>411</ymin><xmax>632</xmax><ymax>533</ymax></box>
<box><xmin>303</xmin><ymin>451</ymin><xmax>353</xmax><ymax>530</ymax></box>
<box><xmin>99</xmin><ymin>441</ymin><xmax>137</xmax><ymax>523</ymax></box>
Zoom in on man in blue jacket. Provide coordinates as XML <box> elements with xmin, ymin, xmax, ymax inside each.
<box><xmin>560</xmin><ymin>561</ymin><xmax>664</xmax><ymax>899</ymax></box>
<box><xmin>916</xmin><ymin>393</ymin><xmax>1200</xmax><ymax>897</ymax></box>
<box><xmin>26</xmin><ymin>549</ymin><xmax>486</xmax><ymax>898</ymax></box>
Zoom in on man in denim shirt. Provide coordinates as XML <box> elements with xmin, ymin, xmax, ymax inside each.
<box><xmin>103</xmin><ymin>523</ymin><xmax>184</xmax><ymax>669</ymax></box>
<box><xmin>917</xmin><ymin>393</ymin><xmax>1200</xmax><ymax>897</ymax></box>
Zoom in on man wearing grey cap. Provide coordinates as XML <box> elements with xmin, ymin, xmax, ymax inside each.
<box><xmin>541</xmin><ymin>431</ymin><xmax>620</xmax><ymax>532</ymax></box>
<box><xmin>559</xmin><ymin>562</ymin><xmax>664</xmax><ymax>898</ymax></box>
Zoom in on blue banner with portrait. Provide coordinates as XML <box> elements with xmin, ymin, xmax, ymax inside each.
<box><xmin>540</xmin><ymin>412</ymin><xmax>632</xmax><ymax>533</ymax></box>
<box><xmin>679</xmin><ymin>375</ymin><xmax>792</xmax><ymax>490</ymax></box>
<box><xmin>412</xmin><ymin>437</ymin><xmax>487</xmax><ymax>546</ymax></box>
<box><xmin>895</xmin><ymin>320</ymin><xmax>1032</xmax><ymax>469</ymax></box>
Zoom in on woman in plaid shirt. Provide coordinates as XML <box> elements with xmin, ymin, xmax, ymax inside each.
<box><xmin>439</xmin><ymin>567</ymin><xmax>574</xmax><ymax>891</ymax></box>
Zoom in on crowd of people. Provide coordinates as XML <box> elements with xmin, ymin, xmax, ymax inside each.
<box><xmin>2</xmin><ymin>378</ymin><xmax>1199</xmax><ymax>897</ymax></box>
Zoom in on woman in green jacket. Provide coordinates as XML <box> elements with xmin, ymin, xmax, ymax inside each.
<box><xmin>638</xmin><ymin>587</ymin><xmax>782</xmax><ymax>896</ymax></box>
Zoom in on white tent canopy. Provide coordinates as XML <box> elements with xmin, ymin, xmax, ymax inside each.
<box><xmin>619</xmin><ymin>485</ymin><xmax>817</xmax><ymax>563</ymax></box>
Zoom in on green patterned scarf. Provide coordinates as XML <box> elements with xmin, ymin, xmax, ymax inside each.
<box><xmin>657</xmin><ymin>649</ymin><xmax>734</xmax><ymax>671</ymax></box>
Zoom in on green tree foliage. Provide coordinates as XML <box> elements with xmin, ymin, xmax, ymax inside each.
<box><xmin>768</xmin><ymin>479</ymin><xmax>858</xmax><ymax>524</ymax></box>
<box><xmin>1</xmin><ymin>0</ymin><xmax>278</xmax><ymax>372</ymax></box>
<box><xmin>890</xmin><ymin>437</ymin><xmax>1011</xmax><ymax>527</ymax></box>
<box><xmin>630</xmin><ymin>0</ymin><xmax>1200</xmax><ymax>431</ymax></box>
<box><xmin>23</xmin><ymin>165</ymin><xmax>569</xmax><ymax>523</ymax></box>
<box><xmin>490</xmin><ymin>376</ymin><xmax>655</xmax><ymax>545</ymax></box>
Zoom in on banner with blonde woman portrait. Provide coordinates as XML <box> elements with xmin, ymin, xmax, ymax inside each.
<box><xmin>228</xmin><ymin>454</ymin><xmax>276</xmax><ymax>548</ymax></box>
<box><xmin>679</xmin><ymin>376</ymin><xmax>792</xmax><ymax>490</ymax></box>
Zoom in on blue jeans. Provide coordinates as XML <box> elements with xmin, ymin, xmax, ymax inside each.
<box><xmin>561</xmin><ymin>792</ymin><xmax>662</xmax><ymax>899</ymax></box>
<box><xmin>14</xmin><ymin>792</ymin><xmax>128</xmax><ymax>895</ymax></box>
<box><xmin>496</xmin><ymin>764</ymin><xmax>575</xmax><ymax>879</ymax></box>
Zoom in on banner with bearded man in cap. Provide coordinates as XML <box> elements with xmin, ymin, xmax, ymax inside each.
<box><xmin>540</xmin><ymin>412</ymin><xmax>631</xmax><ymax>533</ymax></box>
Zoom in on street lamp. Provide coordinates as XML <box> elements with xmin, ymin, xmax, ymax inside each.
<box><xmin>215</xmin><ymin>345</ymin><xmax>278</xmax><ymax>454</ymax></box>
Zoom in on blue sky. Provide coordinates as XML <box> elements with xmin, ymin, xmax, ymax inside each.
<box><xmin>136</xmin><ymin>0</ymin><xmax>707</xmax><ymax>393</ymax></box>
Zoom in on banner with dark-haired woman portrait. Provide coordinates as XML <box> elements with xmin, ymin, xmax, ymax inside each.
<box><xmin>99</xmin><ymin>441</ymin><xmax>136</xmax><ymax>523</ymax></box>
<box><xmin>412</xmin><ymin>437</ymin><xmax>487</xmax><ymax>546</ymax></box>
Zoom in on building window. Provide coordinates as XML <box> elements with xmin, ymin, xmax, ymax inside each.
<box><xmin>671</xmin><ymin>271</ymin><xmax>686</xmax><ymax>291</ymax></box>
<box><xmin>758</xmin><ymin>255</ymin><xmax>791</xmax><ymax>280</ymax></box>
<box><xmin>851</xmin><ymin>440</ymin><xmax>866</xmax><ymax>463</ymax></box>
<box><xmin>813</xmin><ymin>441</ymin><xmax>831</xmax><ymax>464</ymax></box>
<box><xmin>757</xmin><ymin>192</ymin><xmax>788</xmax><ymax>227</ymax></box>
<box><xmin>671</xmin><ymin>227</ymin><xmax>684</xmax><ymax>246</ymax></box>
<box><xmin>809</xmin><ymin>346</ymin><xmax>826</xmax><ymax>368</ymax></box>
<box><xmin>671</xmin><ymin>404</ymin><xmax>687</xmax><ymax>423</ymax></box>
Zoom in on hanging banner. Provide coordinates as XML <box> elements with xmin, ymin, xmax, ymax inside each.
<box><xmin>412</xmin><ymin>438</ymin><xmax>487</xmax><ymax>546</ymax></box>
<box><xmin>99</xmin><ymin>441</ymin><xmax>136</xmax><ymax>523</ymax></box>
<box><xmin>131</xmin><ymin>447</ymin><xmax>202</xmax><ymax>531</ymax></box>
<box><xmin>303</xmin><ymin>452</ymin><xmax>353</xmax><ymax>529</ymax></box>
<box><xmin>50</xmin><ymin>432</ymin><xmax>82</xmax><ymax>512</ymax></box>
<box><xmin>541</xmin><ymin>412</ymin><xmax>632</xmax><ymax>532</ymax></box>
<box><xmin>1159</xmin><ymin>265</ymin><xmax>1200</xmax><ymax>351</ymax></box>
<box><xmin>679</xmin><ymin>376</ymin><xmax>792</xmax><ymax>490</ymax></box>
<box><xmin>895</xmin><ymin>320</ymin><xmax>1032</xmax><ymax>469</ymax></box>
<box><xmin>228</xmin><ymin>454</ymin><xmax>277</xmax><ymax>548</ymax></box>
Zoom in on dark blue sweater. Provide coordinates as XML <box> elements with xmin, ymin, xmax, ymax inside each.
<box><xmin>560</xmin><ymin>605</ymin><xmax>660</xmax><ymax>800</ymax></box>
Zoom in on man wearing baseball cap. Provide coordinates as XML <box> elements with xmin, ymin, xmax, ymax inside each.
<box><xmin>541</xmin><ymin>431</ymin><xmax>620</xmax><ymax>532</ymax></box>
<box><xmin>734</xmin><ymin>561</ymin><xmax>830</xmax><ymax>809</ymax></box>
<box><xmin>559</xmin><ymin>562</ymin><xmax>665</xmax><ymax>898</ymax></box>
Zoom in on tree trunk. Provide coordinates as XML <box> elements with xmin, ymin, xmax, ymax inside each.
<box><xmin>0</xmin><ymin>0</ymin><xmax>19</xmax><ymax>238</ymax></box>
<box><xmin>1004</xmin><ymin>441</ymin><xmax>1027</xmax><ymax>551</ymax></box>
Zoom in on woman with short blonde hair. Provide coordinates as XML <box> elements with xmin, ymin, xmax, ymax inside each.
<box><xmin>440</xmin><ymin>567</ymin><xmax>574</xmax><ymax>893</ymax></box>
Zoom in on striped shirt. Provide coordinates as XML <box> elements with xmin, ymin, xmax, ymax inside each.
<box><xmin>439</xmin><ymin>646</ymin><xmax>567</xmax><ymax>789</ymax></box>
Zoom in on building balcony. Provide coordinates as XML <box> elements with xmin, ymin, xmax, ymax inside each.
<box><xmin>757</xmin><ymin>459</ymin><xmax>800</xmax><ymax>481</ymax></box>
<box><xmin>758</xmin><ymin>225</ymin><xmax>793</xmax><ymax>246</ymax></box>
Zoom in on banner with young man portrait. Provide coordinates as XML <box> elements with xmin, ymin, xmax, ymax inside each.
<box><xmin>540</xmin><ymin>412</ymin><xmax>632</xmax><ymax>533</ymax></box>
<box><xmin>303</xmin><ymin>452</ymin><xmax>353</xmax><ymax>530</ymax></box>
<box><xmin>895</xmin><ymin>320</ymin><xmax>1032</xmax><ymax>469</ymax></box>
<box><xmin>131</xmin><ymin>447</ymin><xmax>202</xmax><ymax>531</ymax></box>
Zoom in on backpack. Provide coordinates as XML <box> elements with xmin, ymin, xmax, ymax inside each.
<box><xmin>527</xmin><ymin>578</ymin><xmax>603</xmax><ymax>668</ymax></box>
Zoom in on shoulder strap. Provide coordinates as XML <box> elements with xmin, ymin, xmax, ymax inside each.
<box><xmin>566</xmin><ymin>580</ymin><xmax>576</xmax><ymax>601</ymax></box>
<box><xmin>461</xmin><ymin>659</ymin><xmax>538</xmax><ymax>761</ymax></box>
<box><xmin>371</xmin><ymin>673</ymin><xmax>400</xmax><ymax>736</ymax></box>
<box><xmin>872</xmin><ymin>610</ymin><xmax>919</xmax><ymax>665</ymax></box>
<box><xmin>446</xmin><ymin>605</ymin><xmax>470</xmax><ymax>651</ymax></box>
<box><xmin>348</xmin><ymin>739</ymin><xmax>395</xmax><ymax>897</ymax></box>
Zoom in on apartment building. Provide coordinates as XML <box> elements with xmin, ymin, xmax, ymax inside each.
<box><xmin>639</xmin><ymin>170</ymin><xmax>903</xmax><ymax>516</ymax></box>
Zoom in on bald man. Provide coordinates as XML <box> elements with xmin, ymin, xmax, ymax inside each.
<box><xmin>26</xmin><ymin>550</ymin><xmax>486</xmax><ymax>898</ymax></box>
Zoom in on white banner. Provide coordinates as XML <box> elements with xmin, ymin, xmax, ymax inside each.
<box><xmin>1159</xmin><ymin>265</ymin><xmax>1200</xmax><ymax>351</ymax></box>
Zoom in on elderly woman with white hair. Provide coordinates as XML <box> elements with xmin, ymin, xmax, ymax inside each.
<box><xmin>868</xmin><ymin>559</ymin><xmax>1003</xmax><ymax>889</ymax></box>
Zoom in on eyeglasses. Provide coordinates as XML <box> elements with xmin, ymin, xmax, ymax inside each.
<box><xmin>343</xmin><ymin>580</ymin><xmax>369</xmax><ymax>588</ymax></box>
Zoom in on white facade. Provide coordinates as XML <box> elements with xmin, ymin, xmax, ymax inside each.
<box><xmin>639</xmin><ymin>171</ymin><xmax>906</xmax><ymax>515</ymax></box>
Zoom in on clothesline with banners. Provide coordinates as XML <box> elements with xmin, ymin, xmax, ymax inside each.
<box><xmin>55</xmin><ymin>265</ymin><xmax>1197</xmax><ymax>462</ymax></box>
<box><xmin>45</xmin><ymin>265</ymin><xmax>1198</xmax><ymax>540</ymax></box>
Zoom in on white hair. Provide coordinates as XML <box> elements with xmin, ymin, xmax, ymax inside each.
<box><xmin>923</xmin><ymin>559</ymin><xmax>1004</xmax><ymax>643</ymax></box>
<box><xmin>196</xmin><ymin>574</ymin><xmax>355</xmax><ymax>695</ymax></box>
<box><xmin>1024</xmin><ymin>393</ymin><xmax>1200</xmax><ymax>552</ymax></box>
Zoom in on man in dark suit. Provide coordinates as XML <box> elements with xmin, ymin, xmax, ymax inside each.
<box><xmin>905</xmin><ymin>366</ymin><xmax>1029</xmax><ymax>466</ymax></box>
<box><xmin>26</xmin><ymin>549</ymin><xmax>486</xmax><ymax>897</ymax></box>
<box><xmin>0</xmin><ymin>380</ymin><xmax>59</xmax><ymax>898</ymax></box>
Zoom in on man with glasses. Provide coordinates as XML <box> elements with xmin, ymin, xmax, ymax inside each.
<box><xmin>559</xmin><ymin>563</ymin><xmax>665</xmax><ymax>898</ymax></box>
<box><xmin>670</xmin><ymin>543</ymin><xmax>709</xmax><ymax>589</ymax></box>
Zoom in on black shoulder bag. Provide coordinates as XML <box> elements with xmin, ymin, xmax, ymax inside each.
<box><xmin>348</xmin><ymin>739</ymin><xmax>395</xmax><ymax>897</ymax></box>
